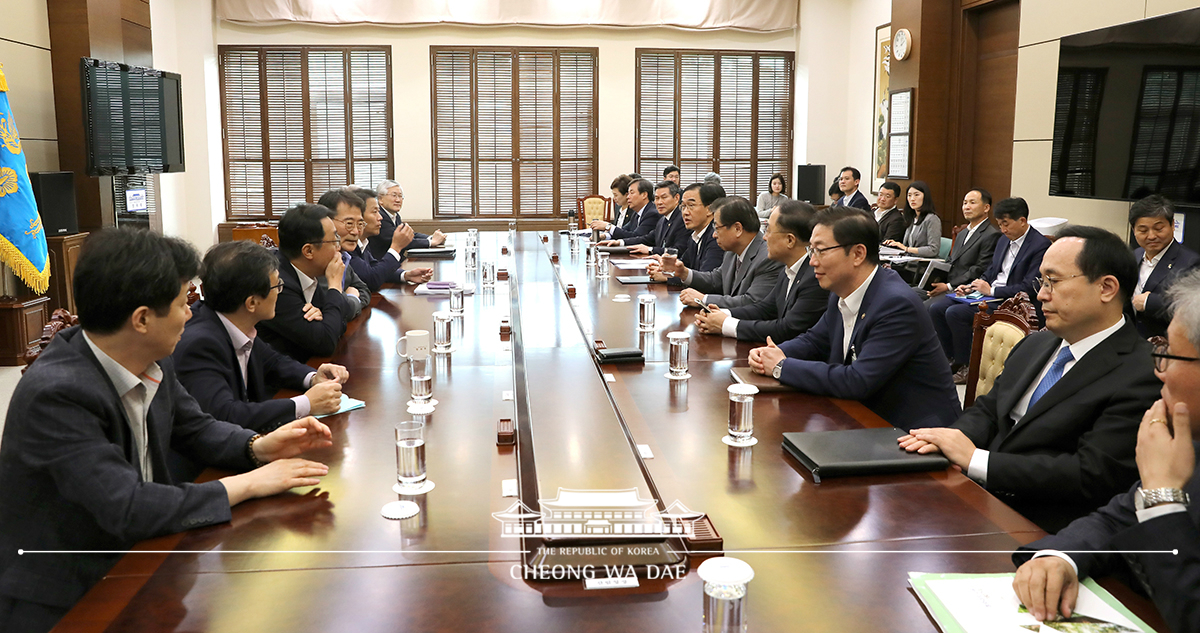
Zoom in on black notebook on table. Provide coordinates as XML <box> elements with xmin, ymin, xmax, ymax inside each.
<box><xmin>405</xmin><ymin>247</ymin><xmax>456</xmax><ymax>258</ymax></box>
<box><xmin>781</xmin><ymin>427</ymin><xmax>949</xmax><ymax>483</ymax></box>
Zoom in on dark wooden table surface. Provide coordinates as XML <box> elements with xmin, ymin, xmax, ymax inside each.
<box><xmin>53</xmin><ymin>232</ymin><xmax>1167</xmax><ymax>633</ymax></box>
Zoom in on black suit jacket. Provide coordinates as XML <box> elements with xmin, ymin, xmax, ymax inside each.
<box><xmin>728</xmin><ymin>261</ymin><xmax>829</xmax><ymax>342</ymax></box>
<box><xmin>0</xmin><ymin>327</ymin><xmax>255</xmax><ymax>609</ymax></box>
<box><xmin>946</xmin><ymin>221</ymin><xmax>1002</xmax><ymax>287</ymax></box>
<box><xmin>257</xmin><ymin>249</ymin><xmax>348</xmax><ymax>363</ymax></box>
<box><xmin>624</xmin><ymin>208</ymin><xmax>690</xmax><ymax>255</ymax></box>
<box><xmin>982</xmin><ymin>228</ymin><xmax>1051</xmax><ymax>301</ymax></box>
<box><xmin>687</xmin><ymin>234</ymin><xmax>783</xmax><ymax>309</ymax></box>
<box><xmin>610</xmin><ymin>203</ymin><xmax>659</xmax><ymax>241</ymax></box>
<box><xmin>173</xmin><ymin>302</ymin><xmax>313</xmax><ymax>432</ymax></box>
<box><xmin>777</xmin><ymin>266</ymin><xmax>962</xmax><ymax>430</ymax></box>
<box><xmin>876</xmin><ymin>207</ymin><xmax>906</xmax><ymax>243</ymax></box>
<box><xmin>1015</xmin><ymin>453</ymin><xmax>1200</xmax><ymax>633</ymax></box>
<box><xmin>1132</xmin><ymin>241</ymin><xmax>1200</xmax><ymax>338</ymax></box>
<box><xmin>368</xmin><ymin>208</ymin><xmax>430</xmax><ymax>259</ymax></box>
<box><xmin>681</xmin><ymin>222</ymin><xmax>723</xmax><ymax>272</ymax></box>
<box><xmin>350</xmin><ymin>243</ymin><xmax>403</xmax><ymax>292</ymax></box>
<box><xmin>953</xmin><ymin>323</ymin><xmax>1161</xmax><ymax>532</ymax></box>
<box><xmin>836</xmin><ymin>190</ymin><xmax>871</xmax><ymax>212</ymax></box>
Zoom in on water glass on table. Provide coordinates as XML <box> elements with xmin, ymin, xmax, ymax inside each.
<box><xmin>395</xmin><ymin>420</ymin><xmax>427</xmax><ymax>488</ymax></box>
<box><xmin>662</xmin><ymin>247</ymin><xmax>679</xmax><ymax>276</ymax></box>
<box><xmin>724</xmin><ymin>384</ymin><xmax>759</xmax><ymax>446</ymax></box>
<box><xmin>596</xmin><ymin>252</ymin><xmax>610</xmax><ymax>278</ymax></box>
<box><xmin>449</xmin><ymin>286</ymin><xmax>465</xmax><ymax>315</ymax></box>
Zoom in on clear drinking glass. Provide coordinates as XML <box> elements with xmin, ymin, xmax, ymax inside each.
<box><xmin>725</xmin><ymin>384</ymin><xmax>758</xmax><ymax>446</ymax></box>
<box><xmin>395</xmin><ymin>420</ymin><xmax>427</xmax><ymax>487</ymax></box>
<box><xmin>586</xmin><ymin>243</ymin><xmax>597</xmax><ymax>267</ymax></box>
<box><xmin>482</xmin><ymin>262</ymin><xmax>495</xmax><ymax>288</ymax></box>
<box><xmin>638</xmin><ymin>294</ymin><xmax>656</xmax><ymax>331</ymax></box>
<box><xmin>668</xmin><ymin>331</ymin><xmax>689</xmax><ymax>378</ymax></box>
<box><xmin>409</xmin><ymin>356</ymin><xmax>433</xmax><ymax>403</ymax></box>
<box><xmin>467</xmin><ymin>227</ymin><xmax>479</xmax><ymax>247</ymax></box>
<box><xmin>597</xmin><ymin>252</ymin><xmax>610</xmax><ymax>278</ymax></box>
<box><xmin>697</xmin><ymin>557</ymin><xmax>754</xmax><ymax>633</ymax></box>
<box><xmin>508</xmin><ymin>221</ymin><xmax>517</xmax><ymax>239</ymax></box>
<box><xmin>663</xmin><ymin>247</ymin><xmax>680</xmax><ymax>276</ymax></box>
<box><xmin>433</xmin><ymin>311</ymin><xmax>452</xmax><ymax>353</ymax></box>
<box><xmin>449</xmin><ymin>286</ymin><xmax>465</xmax><ymax>315</ymax></box>
<box><xmin>464</xmin><ymin>247</ymin><xmax>478</xmax><ymax>270</ymax></box>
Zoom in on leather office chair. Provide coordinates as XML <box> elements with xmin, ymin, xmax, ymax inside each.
<box><xmin>576</xmin><ymin>195</ymin><xmax>611</xmax><ymax>229</ymax></box>
<box><xmin>964</xmin><ymin>293</ymin><xmax>1038</xmax><ymax>408</ymax></box>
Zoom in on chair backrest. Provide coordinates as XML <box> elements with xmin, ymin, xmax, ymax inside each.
<box><xmin>577</xmin><ymin>195</ymin><xmax>611</xmax><ymax>229</ymax></box>
<box><xmin>22</xmin><ymin>308</ymin><xmax>79</xmax><ymax>373</ymax></box>
<box><xmin>964</xmin><ymin>292</ymin><xmax>1038</xmax><ymax>408</ymax></box>
<box><xmin>938</xmin><ymin>236</ymin><xmax>952</xmax><ymax>260</ymax></box>
<box><xmin>948</xmin><ymin>223</ymin><xmax>967</xmax><ymax>257</ymax></box>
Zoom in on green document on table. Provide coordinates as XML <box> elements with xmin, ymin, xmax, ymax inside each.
<box><xmin>907</xmin><ymin>572</ymin><xmax>1155</xmax><ymax>633</ymax></box>
<box><xmin>314</xmin><ymin>394</ymin><xmax>365</xmax><ymax>418</ymax></box>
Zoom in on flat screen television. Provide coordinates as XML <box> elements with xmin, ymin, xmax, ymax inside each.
<box><xmin>80</xmin><ymin>58</ymin><xmax>185</xmax><ymax>176</ymax></box>
<box><xmin>1050</xmin><ymin>8</ymin><xmax>1200</xmax><ymax>203</ymax></box>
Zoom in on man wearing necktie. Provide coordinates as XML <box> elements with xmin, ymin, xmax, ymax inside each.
<box><xmin>900</xmin><ymin>226</ymin><xmax>1162</xmax><ymax>533</ymax></box>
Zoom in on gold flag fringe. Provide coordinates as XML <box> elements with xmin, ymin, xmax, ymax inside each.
<box><xmin>0</xmin><ymin>64</ymin><xmax>8</xmax><ymax>92</ymax></box>
<box><xmin>0</xmin><ymin>231</ymin><xmax>50</xmax><ymax>294</ymax></box>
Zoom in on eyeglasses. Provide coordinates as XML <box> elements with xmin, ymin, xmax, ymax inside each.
<box><xmin>268</xmin><ymin>279</ymin><xmax>285</xmax><ymax>293</ymax></box>
<box><xmin>806</xmin><ymin>244</ymin><xmax>847</xmax><ymax>260</ymax></box>
<box><xmin>1033</xmin><ymin>274</ymin><xmax>1084</xmax><ymax>294</ymax></box>
<box><xmin>712</xmin><ymin>222</ymin><xmax>727</xmax><ymax>231</ymax></box>
<box><xmin>309</xmin><ymin>239</ymin><xmax>342</xmax><ymax>248</ymax></box>
<box><xmin>1151</xmin><ymin>341</ymin><xmax>1200</xmax><ymax>372</ymax></box>
<box><xmin>335</xmin><ymin>218</ymin><xmax>366</xmax><ymax>230</ymax></box>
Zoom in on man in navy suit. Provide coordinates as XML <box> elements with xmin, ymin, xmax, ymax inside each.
<box><xmin>368</xmin><ymin>180</ymin><xmax>445</xmax><ymax>260</ymax></box>
<box><xmin>695</xmin><ymin>200</ymin><xmax>830</xmax><ymax>343</ymax></box>
<box><xmin>0</xmin><ymin>229</ymin><xmax>332</xmax><ymax>633</ymax></box>
<box><xmin>592</xmin><ymin>178</ymin><xmax>659</xmax><ymax>241</ymax></box>
<box><xmin>1128</xmin><ymin>195</ymin><xmax>1200</xmax><ymax>338</ymax></box>
<box><xmin>901</xmin><ymin>227</ymin><xmax>1160</xmax><ymax>532</ymax></box>
<box><xmin>600</xmin><ymin>180</ymin><xmax>689</xmax><ymax>256</ymax></box>
<box><xmin>748</xmin><ymin>206</ymin><xmax>961</xmax><ymax>430</ymax></box>
<box><xmin>831</xmin><ymin>166</ymin><xmax>871</xmax><ymax>212</ymax></box>
<box><xmin>323</xmin><ymin>187</ymin><xmax>433</xmax><ymax>293</ymax></box>
<box><xmin>257</xmin><ymin>204</ymin><xmax>351</xmax><ymax>363</ymax></box>
<box><xmin>1011</xmin><ymin>268</ymin><xmax>1200</xmax><ymax>632</ymax></box>
<box><xmin>174</xmin><ymin>240</ymin><xmax>349</xmax><ymax>433</ymax></box>
<box><xmin>928</xmin><ymin>197</ymin><xmax>1051</xmax><ymax>379</ymax></box>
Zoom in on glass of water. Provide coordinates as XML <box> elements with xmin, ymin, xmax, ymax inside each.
<box><xmin>449</xmin><ymin>286</ymin><xmax>465</xmax><ymax>315</ymax></box>
<box><xmin>667</xmin><ymin>331</ymin><xmax>689</xmax><ymax>378</ymax></box>
<box><xmin>464</xmin><ymin>247</ymin><xmax>478</xmax><ymax>270</ymax></box>
<box><xmin>663</xmin><ymin>247</ymin><xmax>680</xmax><ymax>276</ymax></box>
<box><xmin>638</xmin><ymin>294</ymin><xmax>656</xmax><ymax>331</ymax></box>
<box><xmin>395</xmin><ymin>420</ymin><xmax>427</xmax><ymax>488</ymax></box>
<box><xmin>467</xmin><ymin>227</ymin><xmax>479</xmax><ymax>247</ymax></box>
<box><xmin>725</xmin><ymin>384</ymin><xmax>759</xmax><ymax>446</ymax></box>
<box><xmin>410</xmin><ymin>356</ymin><xmax>433</xmax><ymax>404</ymax></box>
<box><xmin>482</xmin><ymin>262</ymin><xmax>495</xmax><ymax>288</ymax></box>
<box><xmin>433</xmin><ymin>311</ymin><xmax>452</xmax><ymax>353</ymax></box>
<box><xmin>597</xmin><ymin>252</ymin><xmax>610</xmax><ymax>278</ymax></box>
<box><xmin>697</xmin><ymin>557</ymin><xmax>754</xmax><ymax>633</ymax></box>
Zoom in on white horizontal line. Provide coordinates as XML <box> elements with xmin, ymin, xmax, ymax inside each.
<box><xmin>18</xmin><ymin>549</ymin><xmax>1179</xmax><ymax>555</ymax></box>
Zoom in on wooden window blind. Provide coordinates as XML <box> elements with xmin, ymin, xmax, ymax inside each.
<box><xmin>219</xmin><ymin>46</ymin><xmax>392</xmax><ymax>221</ymax></box>
<box><xmin>1126</xmin><ymin>67</ymin><xmax>1200</xmax><ymax>200</ymax></box>
<box><xmin>431</xmin><ymin>46</ymin><xmax>598</xmax><ymax>218</ymax></box>
<box><xmin>635</xmin><ymin>49</ymin><xmax>794</xmax><ymax>200</ymax></box>
<box><xmin>1050</xmin><ymin>68</ymin><xmax>1106</xmax><ymax>197</ymax></box>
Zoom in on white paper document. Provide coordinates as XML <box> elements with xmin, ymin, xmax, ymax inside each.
<box><xmin>314</xmin><ymin>394</ymin><xmax>366</xmax><ymax>418</ymax></box>
<box><xmin>611</xmin><ymin>260</ymin><xmax>652</xmax><ymax>270</ymax></box>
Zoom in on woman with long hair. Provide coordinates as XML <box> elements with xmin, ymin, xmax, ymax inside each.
<box><xmin>884</xmin><ymin>180</ymin><xmax>941</xmax><ymax>257</ymax></box>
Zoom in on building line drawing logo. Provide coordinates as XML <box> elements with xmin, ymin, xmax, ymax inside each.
<box><xmin>492</xmin><ymin>488</ymin><xmax>704</xmax><ymax>538</ymax></box>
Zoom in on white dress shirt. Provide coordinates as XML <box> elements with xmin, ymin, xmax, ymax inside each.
<box><xmin>1136</xmin><ymin>246</ymin><xmax>1168</xmax><ymax>295</ymax></box>
<box><xmin>216</xmin><ymin>313</ymin><xmax>315</xmax><ymax>418</ymax></box>
<box><xmin>961</xmin><ymin>218</ymin><xmax>987</xmax><ymax>248</ymax></box>
<box><xmin>965</xmin><ymin>316</ymin><xmax>1127</xmax><ymax>485</ymax></box>
<box><xmin>992</xmin><ymin>228</ymin><xmax>1029</xmax><ymax>289</ymax></box>
<box><xmin>874</xmin><ymin>206</ymin><xmax>894</xmax><ymax>223</ymax></box>
<box><xmin>292</xmin><ymin>264</ymin><xmax>318</xmax><ymax>305</ymax></box>
<box><xmin>82</xmin><ymin>332</ymin><xmax>160</xmax><ymax>481</ymax></box>
<box><xmin>838</xmin><ymin>266</ymin><xmax>879</xmax><ymax>359</ymax></box>
<box><xmin>720</xmin><ymin>255</ymin><xmax>808</xmax><ymax>338</ymax></box>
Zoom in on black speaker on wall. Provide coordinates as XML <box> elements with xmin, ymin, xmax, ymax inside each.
<box><xmin>29</xmin><ymin>171</ymin><xmax>79</xmax><ymax>236</ymax></box>
<box><xmin>795</xmin><ymin>164</ymin><xmax>826</xmax><ymax>205</ymax></box>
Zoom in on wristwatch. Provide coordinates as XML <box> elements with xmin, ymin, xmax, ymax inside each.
<box><xmin>772</xmin><ymin>359</ymin><xmax>785</xmax><ymax>380</ymax></box>
<box><xmin>1134</xmin><ymin>487</ymin><xmax>1190</xmax><ymax>510</ymax></box>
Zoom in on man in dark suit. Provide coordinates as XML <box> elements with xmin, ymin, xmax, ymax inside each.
<box><xmin>929</xmin><ymin>197</ymin><xmax>1051</xmax><ymax>379</ymax></box>
<box><xmin>325</xmin><ymin>187</ymin><xmax>433</xmax><ymax>293</ymax></box>
<box><xmin>695</xmin><ymin>200</ymin><xmax>830</xmax><ymax>343</ymax></box>
<box><xmin>317</xmin><ymin>191</ymin><xmax>372</xmax><ymax>320</ymax></box>
<box><xmin>174</xmin><ymin>240</ymin><xmax>349</xmax><ymax>432</ymax></box>
<box><xmin>679</xmin><ymin>183</ymin><xmax>724</xmax><ymax>272</ymax></box>
<box><xmin>368</xmin><ymin>179</ymin><xmax>445</xmax><ymax>260</ymax></box>
<box><xmin>832</xmin><ymin>166</ymin><xmax>871</xmax><ymax>211</ymax></box>
<box><xmin>0</xmin><ymin>229</ymin><xmax>332</xmax><ymax>633</ymax></box>
<box><xmin>1011</xmin><ymin>269</ymin><xmax>1200</xmax><ymax>631</ymax></box>
<box><xmin>748</xmin><ymin>206</ymin><xmax>961</xmax><ymax>430</ymax></box>
<box><xmin>924</xmin><ymin>188</ymin><xmax>1002</xmax><ymax>302</ymax></box>
<box><xmin>600</xmin><ymin>180</ymin><xmax>689</xmax><ymax>256</ymax></box>
<box><xmin>902</xmin><ymin>227</ymin><xmax>1160</xmax><ymax>532</ymax></box>
<box><xmin>593</xmin><ymin>178</ymin><xmax>659</xmax><ymax>241</ymax></box>
<box><xmin>657</xmin><ymin>197</ymin><xmax>783</xmax><ymax>310</ymax></box>
<box><xmin>1129</xmin><ymin>194</ymin><xmax>1200</xmax><ymax>338</ymax></box>
<box><xmin>873</xmin><ymin>181</ymin><xmax>906</xmax><ymax>243</ymax></box>
<box><xmin>257</xmin><ymin>203</ymin><xmax>350</xmax><ymax>363</ymax></box>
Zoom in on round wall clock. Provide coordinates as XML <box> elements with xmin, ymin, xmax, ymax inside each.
<box><xmin>894</xmin><ymin>28</ymin><xmax>913</xmax><ymax>61</ymax></box>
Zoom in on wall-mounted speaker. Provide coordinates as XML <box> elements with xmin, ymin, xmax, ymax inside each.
<box><xmin>795</xmin><ymin>164</ymin><xmax>826</xmax><ymax>205</ymax></box>
<box><xmin>29</xmin><ymin>171</ymin><xmax>79</xmax><ymax>236</ymax></box>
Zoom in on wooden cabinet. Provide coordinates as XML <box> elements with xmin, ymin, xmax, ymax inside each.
<box><xmin>46</xmin><ymin>233</ymin><xmax>89</xmax><ymax>314</ymax></box>
<box><xmin>0</xmin><ymin>295</ymin><xmax>50</xmax><ymax>366</ymax></box>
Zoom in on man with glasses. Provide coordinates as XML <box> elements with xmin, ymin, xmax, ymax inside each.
<box><xmin>1011</xmin><ymin>269</ymin><xmax>1200</xmax><ymax>632</ymax></box>
<box><xmin>656</xmin><ymin>196</ymin><xmax>782</xmax><ymax>309</ymax></box>
<box><xmin>174</xmin><ymin>240</ymin><xmax>349</xmax><ymax>433</ymax></box>
<box><xmin>315</xmin><ymin>189</ymin><xmax>371</xmax><ymax>319</ymax></box>
<box><xmin>901</xmin><ymin>226</ymin><xmax>1160</xmax><ymax>532</ymax></box>
<box><xmin>323</xmin><ymin>188</ymin><xmax>433</xmax><ymax>293</ymax></box>
<box><xmin>368</xmin><ymin>180</ymin><xmax>445</xmax><ymax>260</ymax></box>
<box><xmin>258</xmin><ymin>203</ymin><xmax>352</xmax><ymax>362</ymax></box>
<box><xmin>747</xmin><ymin>206</ymin><xmax>960</xmax><ymax>430</ymax></box>
<box><xmin>599</xmin><ymin>181</ymin><xmax>689</xmax><ymax>256</ymax></box>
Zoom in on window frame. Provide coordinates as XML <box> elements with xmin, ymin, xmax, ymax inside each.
<box><xmin>1124</xmin><ymin>65</ymin><xmax>1200</xmax><ymax>200</ymax></box>
<box><xmin>218</xmin><ymin>44</ymin><xmax>394</xmax><ymax>221</ymax></box>
<box><xmin>1049</xmin><ymin>67</ymin><xmax>1106</xmax><ymax>197</ymax></box>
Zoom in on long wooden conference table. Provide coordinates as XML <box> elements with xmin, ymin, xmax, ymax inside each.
<box><xmin>55</xmin><ymin>231</ymin><xmax>1168</xmax><ymax>632</ymax></box>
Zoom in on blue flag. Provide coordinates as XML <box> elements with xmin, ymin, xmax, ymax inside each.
<box><xmin>0</xmin><ymin>63</ymin><xmax>49</xmax><ymax>294</ymax></box>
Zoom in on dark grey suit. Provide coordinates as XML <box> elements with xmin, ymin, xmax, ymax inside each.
<box><xmin>728</xmin><ymin>261</ymin><xmax>830</xmax><ymax>342</ymax></box>
<box><xmin>0</xmin><ymin>327</ymin><xmax>256</xmax><ymax>625</ymax></box>
<box><xmin>686</xmin><ymin>234</ymin><xmax>783</xmax><ymax>309</ymax></box>
<box><xmin>945</xmin><ymin>221</ymin><xmax>1001</xmax><ymax>287</ymax></box>
<box><xmin>876</xmin><ymin>207</ymin><xmax>906</xmax><ymax>243</ymax></box>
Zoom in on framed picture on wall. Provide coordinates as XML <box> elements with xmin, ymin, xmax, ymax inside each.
<box><xmin>871</xmin><ymin>23</ymin><xmax>891</xmax><ymax>194</ymax></box>
<box><xmin>887</xmin><ymin>88</ymin><xmax>913</xmax><ymax>179</ymax></box>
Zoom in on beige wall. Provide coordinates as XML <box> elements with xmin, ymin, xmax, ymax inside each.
<box><xmin>1012</xmin><ymin>0</ymin><xmax>1200</xmax><ymax>236</ymax></box>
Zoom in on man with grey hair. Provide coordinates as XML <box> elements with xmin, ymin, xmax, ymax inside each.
<box><xmin>369</xmin><ymin>180</ymin><xmax>446</xmax><ymax>260</ymax></box>
<box><xmin>1012</xmin><ymin>268</ymin><xmax>1200</xmax><ymax>633</ymax></box>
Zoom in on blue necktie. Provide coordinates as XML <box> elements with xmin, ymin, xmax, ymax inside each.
<box><xmin>1028</xmin><ymin>346</ymin><xmax>1074</xmax><ymax>409</ymax></box>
